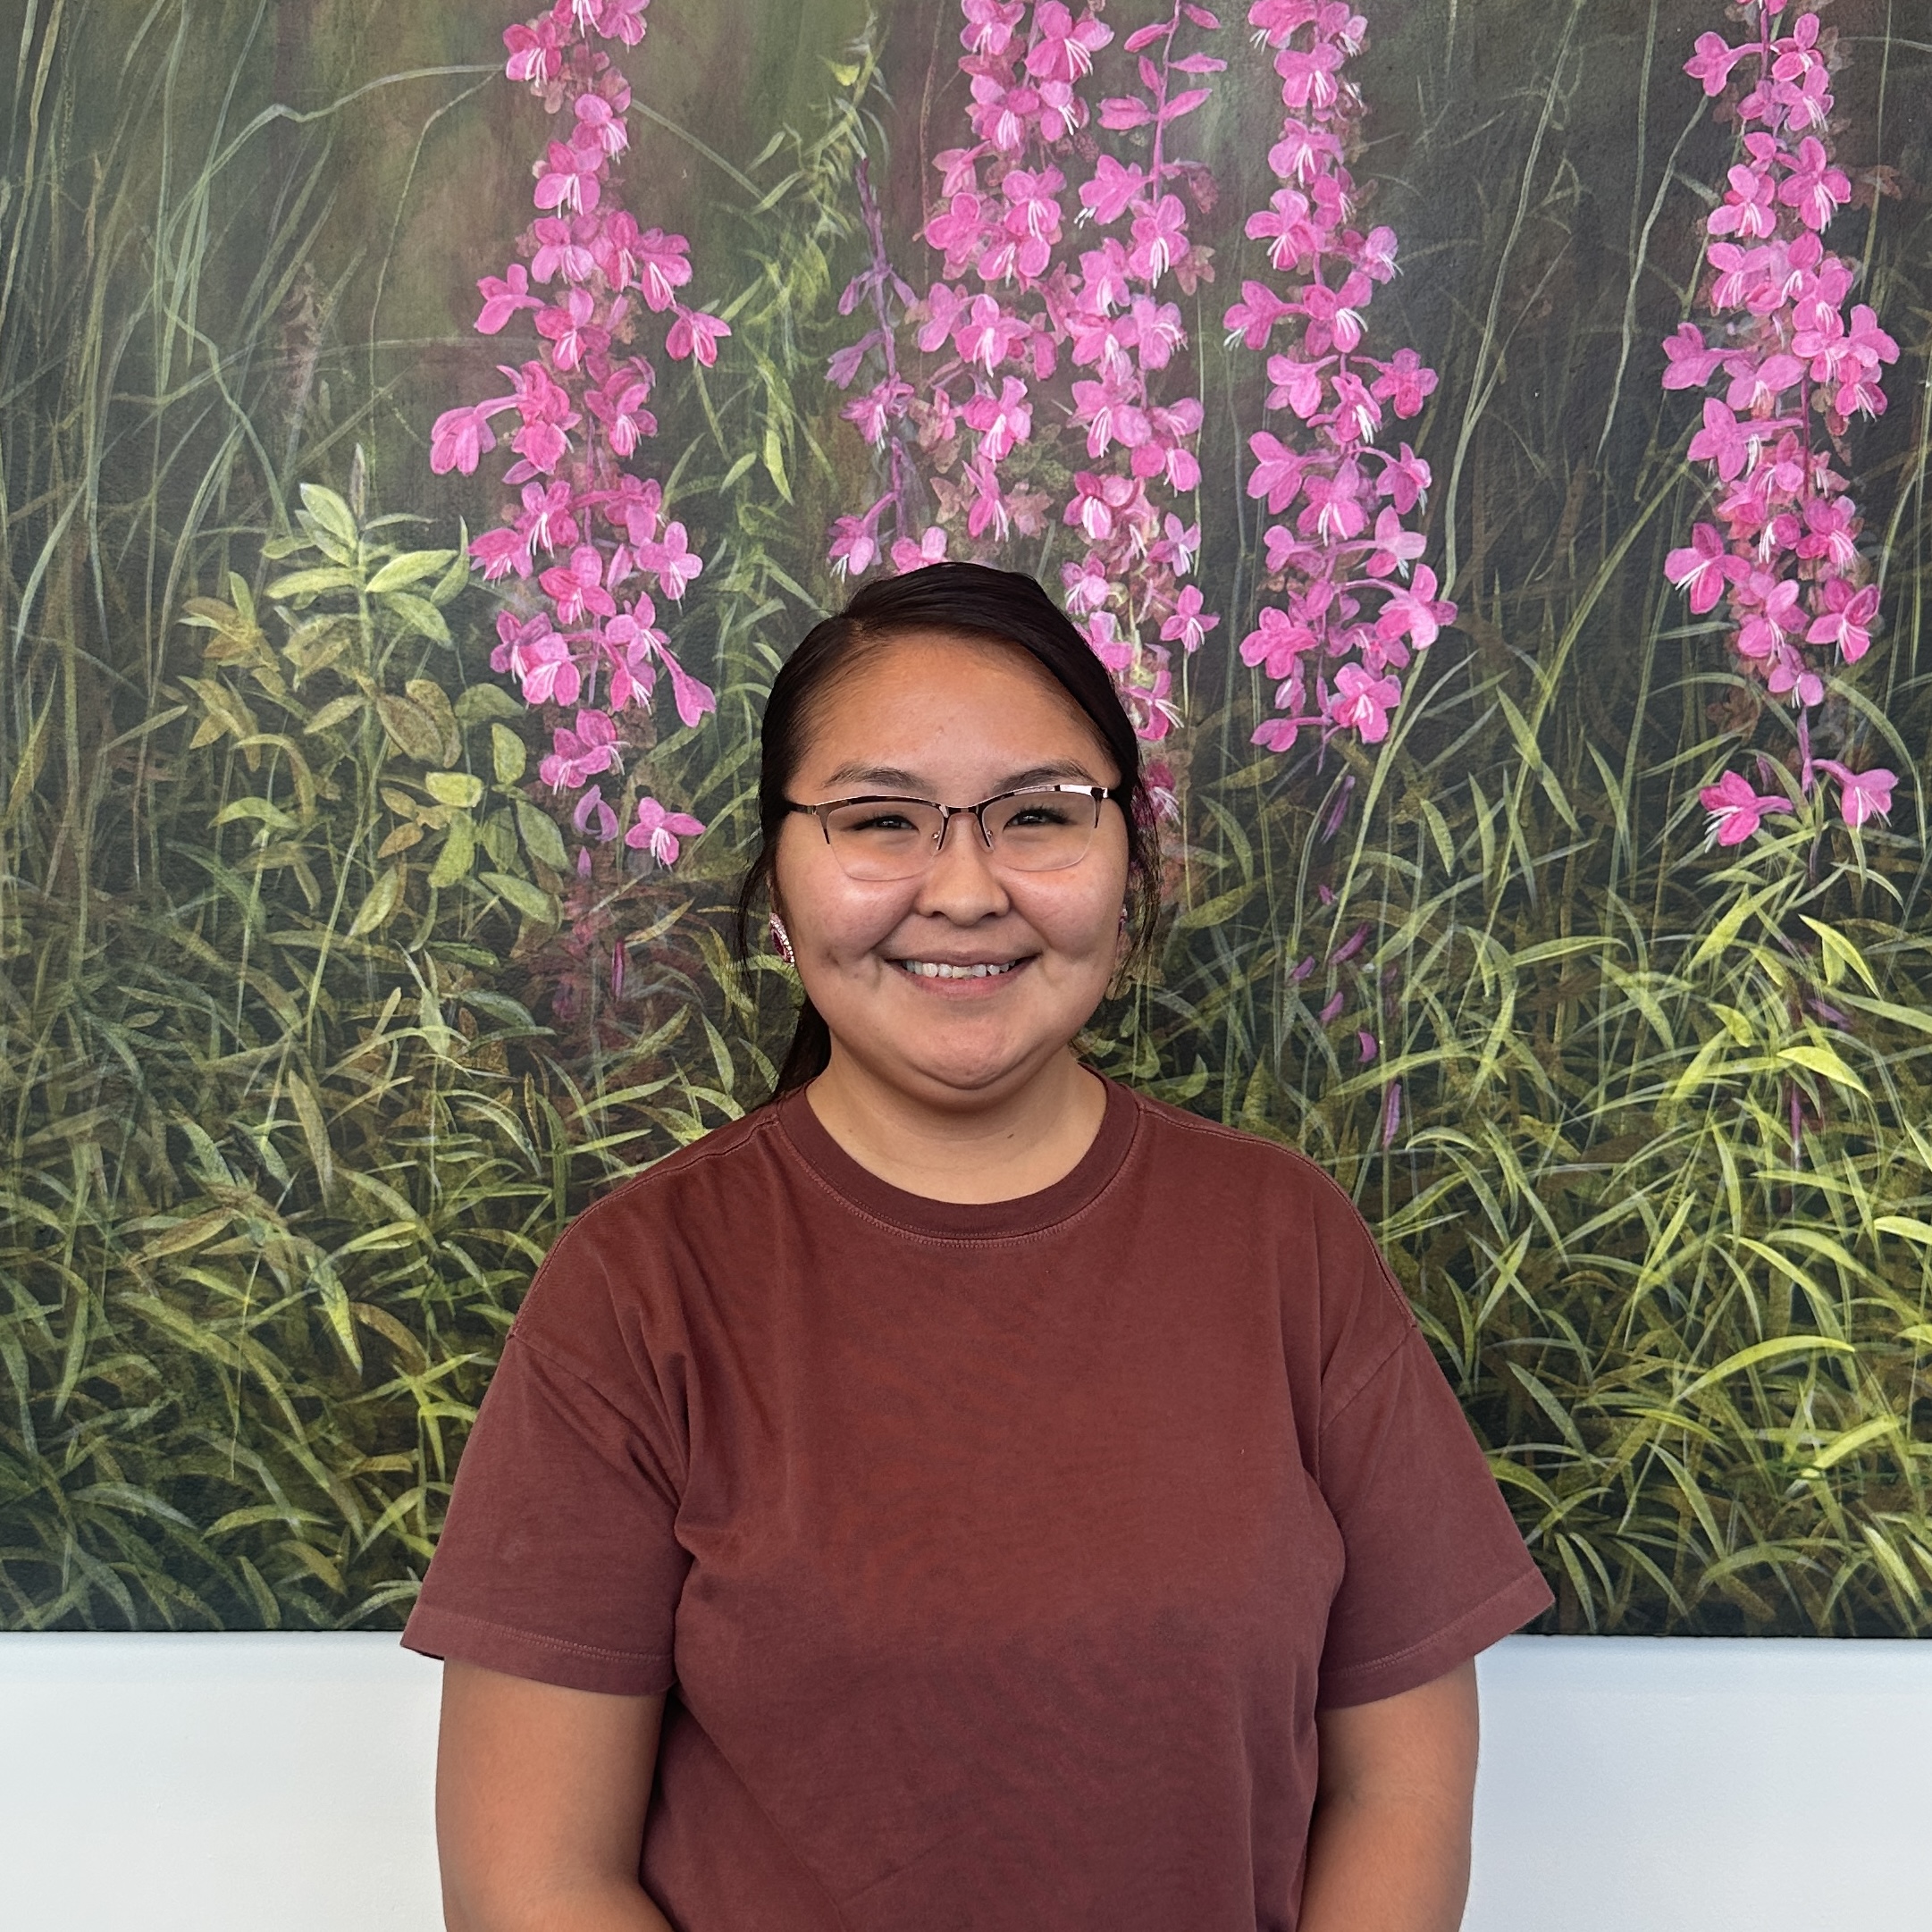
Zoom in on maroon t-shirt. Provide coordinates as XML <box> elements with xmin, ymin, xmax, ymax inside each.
<box><xmin>404</xmin><ymin>1078</ymin><xmax>1550</xmax><ymax>1930</ymax></box>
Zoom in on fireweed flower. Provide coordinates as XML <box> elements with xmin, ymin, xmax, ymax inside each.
<box><xmin>823</xmin><ymin>2</ymin><xmax>1226</xmax><ymax>745</ymax></box>
<box><xmin>432</xmin><ymin>0</ymin><xmax>724</xmax><ymax>871</ymax></box>
<box><xmin>1227</xmin><ymin>0</ymin><xmax>1456</xmax><ymax>771</ymax></box>
<box><xmin>1664</xmin><ymin>3</ymin><xmax>1901</xmax><ymax>837</ymax></box>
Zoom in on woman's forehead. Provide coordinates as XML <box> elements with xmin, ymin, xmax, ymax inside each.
<box><xmin>802</xmin><ymin>629</ymin><xmax>1109</xmax><ymax>760</ymax></box>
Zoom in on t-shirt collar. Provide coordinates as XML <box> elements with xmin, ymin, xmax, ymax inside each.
<box><xmin>775</xmin><ymin>1073</ymin><xmax>1139</xmax><ymax>1241</ymax></box>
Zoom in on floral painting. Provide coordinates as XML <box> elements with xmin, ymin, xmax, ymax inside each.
<box><xmin>3</xmin><ymin>0</ymin><xmax>1928</xmax><ymax>1634</ymax></box>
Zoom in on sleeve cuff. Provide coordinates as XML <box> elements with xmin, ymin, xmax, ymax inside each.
<box><xmin>1316</xmin><ymin>1567</ymin><xmax>1554</xmax><ymax>1710</ymax></box>
<box><xmin>401</xmin><ymin>1601</ymin><xmax>676</xmax><ymax>1697</ymax></box>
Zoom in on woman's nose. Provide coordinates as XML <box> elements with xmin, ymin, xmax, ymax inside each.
<box><xmin>915</xmin><ymin>811</ymin><xmax>1010</xmax><ymax>916</ymax></box>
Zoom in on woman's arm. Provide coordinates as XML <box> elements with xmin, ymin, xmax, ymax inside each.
<box><xmin>1298</xmin><ymin>1659</ymin><xmax>1480</xmax><ymax>1932</ymax></box>
<box><xmin>435</xmin><ymin>1659</ymin><xmax>672</xmax><ymax>1932</ymax></box>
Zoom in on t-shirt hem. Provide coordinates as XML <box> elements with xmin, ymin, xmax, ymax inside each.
<box><xmin>1315</xmin><ymin>1567</ymin><xmax>1554</xmax><ymax>1710</ymax></box>
<box><xmin>401</xmin><ymin>1602</ymin><xmax>676</xmax><ymax>1697</ymax></box>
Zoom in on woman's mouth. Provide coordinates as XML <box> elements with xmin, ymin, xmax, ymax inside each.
<box><xmin>892</xmin><ymin>959</ymin><xmax>1021</xmax><ymax>980</ymax></box>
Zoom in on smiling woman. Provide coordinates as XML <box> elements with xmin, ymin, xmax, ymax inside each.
<box><xmin>402</xmin><ymin>565</ymin><xmax>1552</xmax><ymax>1932</ymax></box>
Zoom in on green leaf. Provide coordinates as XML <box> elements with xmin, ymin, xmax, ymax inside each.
<box><xmin>136</xmin><ymin>1210</ymin><xmax>233</xmax><ymax>1262</ymax></box>
<box><xmin>1875</xmin><ymin>1215</ymin><xmax>1932</xmax><ymax>1246</ymax></box>
<box><xmin>265</xmin><ymin>566</ymin><xmax>358</xmax><ymax>601</ymax></box>
<box><xmin>762</xmin><ymin>420</ymin><xmax>794</xmax><ymax>503</ymax></box>
<box><xmin>1175</xmin><ymin>886</ymin><xmax>1256</xmax><ymax>932</ymax></box>
<box><xmin>490</xmin><ymin>724</ymin><xmax>526</xmax><ymax>785</ymax></box>
<box><xmin>299</xmin><ymin>483</ymin><xmax>358</xmax><ymax>548</ymax></box>
<box><xmin>1678</xmin><ymin>1334</ymin><xmax>1857</xmax><ymax>1400</ymax></box>
<box><xmin>429</xmin><ymin>814</ymin><xmax>476</xmax><ymax>887</ymax></box>
<box><xmin>454</xmin><ymin>684</ymin><xmax>522</xmax><ymax>727</ymax></box>
<box><xmin>364</xmin><ymin>550</ymin><xmax>457</xmax><ymax>596</ymax></box>
<box><xmin>214</xmin><ymin>796</ymin><xmax>298</xmax><ymax>833</ymax></box>
<box><xmin>517</xmin><ymin>800</ymin><xmax>570</xmax><ymax>871</ymax></box>
<box><xmin>386</xmin><ymin>592</ymin><xmax>453</xmax><ymax>647</ymax></box>
<box><xmin>349</xmin><ymin>865</ymin><xmax>405</xmax><ymax>936</ymax></box>
<box><xmin>483</xmin><ymin>870</ymin><xmax>557</xmax><ymax>923</ymax></box>
<box><xmin>304</xmin><ymin>693</ymin><xmax>365</xmax><ymax>735</ymax></box>
<box><xmin>407</xmin><ymin>679</ymin><xmax>461</xmax><ymax>763</ymax></box>
<box><xmin>1777</xmin><ymin>1042</ymin><xmax>1869</xmax><ymax>1096</ymax></box>
<box><xmin>431</xmin><ymin>546</ymin><xmax>473</xmax><ymax>607</ymax></box>
<box><xmin>376</xmin><ymin>693</ymin><xmax>444</xmax><ymax>762</ymax></box>
<box><xmin>424</xmin><ymin>770</ymin><xmax>484</xmax><ymax>810</ymax></box>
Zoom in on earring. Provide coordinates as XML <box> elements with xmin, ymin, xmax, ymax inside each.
<box><xmin>769</xmin><ymin>914</ymin><xmax>796</xmax><ymax>968</ymax></box>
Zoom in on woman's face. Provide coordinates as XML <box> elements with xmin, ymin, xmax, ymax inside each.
<box><xmin>772</xmin><ymin>631</ymin><xmax>1131</xmax><ymax>1113</ymax></box>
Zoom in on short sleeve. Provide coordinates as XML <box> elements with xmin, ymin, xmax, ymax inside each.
<box><xmin>400</xmin><ymin>1316</ymin><xmax>689</xmax><ymax>1697</ymax></box>
<box><xmin>1299</xmin><ymin>1172</ymin><xmax>1553</xmax><ymax>1709</ymax></box>
<box><xmin>1314</xmin><ymin>1325</ymin><xmax>1553</xmax><ymax>1707</ymax></box>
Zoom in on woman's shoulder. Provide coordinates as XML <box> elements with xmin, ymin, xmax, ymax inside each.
<box><xmin>510</xmin><ymin>1107</ymin><xmax>793</xmax><ymax>1344</ymax></box>
<box><xmin>1119</xmin><ymin>1082</ymin><xmax>1365</xmax><ymax>1213</ymax></box>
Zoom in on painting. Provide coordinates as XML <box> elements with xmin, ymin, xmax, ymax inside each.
<box><xmin>3</xmin><ymin>0</ymin><xmax>1927</xmax><ymax>1635</ymax></box>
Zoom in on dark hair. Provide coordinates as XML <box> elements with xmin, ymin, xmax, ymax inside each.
<box><xmin>735</xmin><ymin>561</ymin><xmax>1158</xmax><ymax>1097</ymax></box>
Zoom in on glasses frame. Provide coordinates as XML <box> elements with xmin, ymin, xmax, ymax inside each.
<box><xmin>783</xmin><ymin>783</ymin><xmax>1125</xmax><ymax>877</ymax></box>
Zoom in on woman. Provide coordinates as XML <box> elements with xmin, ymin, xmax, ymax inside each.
<box><xmin>405</xmin><ymin>562</ymin><xmax>1552</xmax><ymax>1931</ymax></box>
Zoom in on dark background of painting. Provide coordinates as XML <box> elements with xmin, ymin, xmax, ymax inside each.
<box><xmin>4</xmin><ymin>0</ymin><xmax>1929</xmax><ymax>1634</ymax></box>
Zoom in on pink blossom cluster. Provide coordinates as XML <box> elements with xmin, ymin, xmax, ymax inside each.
<box><xmin>1665</xmin><ymin>0</ymin><xmax>1899</xmax><ymax>841</ymax></box>
<box><xmin>430</xmin><ymin>0</ymin><xmax>727</xmax><ymax>867</ymax></box>
<box><xmin>1227</xmin><ymin>0</ymin><xmax>1454</xmax><ymax>757</ymax></box>
<box><xmin>825</xmin><ymin>1</ymin><xmax>1226</xmax><ymax>747</ymax></box>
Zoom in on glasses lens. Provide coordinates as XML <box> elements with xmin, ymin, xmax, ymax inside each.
<box><xmin>983</xmin><ymin>788</ymin><xmax>1100</xmax><ymax>872</ymax></box>
<box><xmin>821</xmin><ymin>799</ymin><xmax>945</xmax><ymax>879</ymax></box>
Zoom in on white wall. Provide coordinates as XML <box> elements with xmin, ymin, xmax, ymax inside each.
<box><xmin>2</xmin><ymin>1633</ymin><xmax>1928</xmax><ymax>1931</ymax></box>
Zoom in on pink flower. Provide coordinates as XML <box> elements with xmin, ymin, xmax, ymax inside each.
<box><xmin>962</xmin><ymin>376</ymin><xmax>1033</xmax><ymax>462</ymax></box>
<box><xmin>430</xmin><ymin>404</ymin><xmax>497</xmax><ymax>476</ymax></box>
<box><xmin>1778</xmin><ymin>138</ymin><xmax>1851</xmax><ymax>233</ymax></box>
<box><xmin>1026</xmin><ymin>1</ymin><xmax>1112</xmax><ymax>83</ymax></box>
<box><xmin>629</xmin><ymin>228</ymin><xmax>693</xmax><ymax>310</ymax></box>
<box><xmin>1661</xmin><ymin>323</ymin><xmax>1726</xmax><ymax>391</ymax></box>
<box><xmin>1369</xmin><ymin>348</ymin><xmax>1436</xmax><ymax>418</ymax></box>
<box><xmin>625</xmin><ymin>795</ymin><xmax>705</xmax><ymax>867</ymax></box>
<box><xmin>1079</xmin><ymin>155</ymin><xmax>1147</xmax><ymax>225</ymax></box>
<box><xmin>1815</xmin><ymin>761</ymin><xmax>1896</xmax><ymax>830</ymax></box>
<box><xmin>1364</xmin><ymin>508</ymin><xmax>1426</xmax><ymax>580</ymax></box>
<box><xmin>540</xmin><ymin>709</ymin><xmax>619</xmax><ymax>791</ymax></box>
<box><xmin>1160</xmin><ymin>584</ymin><xmax>1218</xmax><ymax>652</ymax></box>
<box><xmin>665</xmin><ymin>307</ymin><xmax>729</xmax><ymax>365</ymax></box>
<box><xmin>1240</xmin><ymin>605</ymin><xmax>1318</xmax><ymax>680</ymax></box>
<box><xmin>1699</xmin><ymin>769</ymin><xmax>1793</xmax><ymax>847</ymax></box>
<box><xmin>1223</xmin><ymin>280</ymin><xmax>1294</xmax><ymax>351</ymax></box>
<box><xmin>475</xmin><ymin>263</ymin><xmax>542</xmax><ymax>333</ymax></box>
<box><xmin>890</xmin><ymin>526</ymin><xmax>949</xmax><ymax>573</ymax></box>
<box><xmin>534</xmin><ymin>139</ymin><xmax>601</xmax><ymax>216</ymax></box>
<box><xmin>1684</xmin><ymin>31</ymin><xmax>1746</xmax><ymax>97</ymax></box>
<box><xmin>1375</xmin><ymin>567</ymin><xmax>1454</xmax><ymax>651</ymax></box>
<box><xmin>514</xmin><ymin>629</ymin><xmax>582</xmax><ymax>708</ymax></box>
<box><xmin>1328</xmin><ymin>664</ymin><xmax>1401</xmax><ymax>743</ymax></box>
<box><xmin>1377</xmin><ymin>443</ymin><xmax>1432</xmax><ymax>516</ymax></box>
<box><xmin>1665</xmin><ymin>524</ymin><xmax>1732</xmax><ymax>616</ymax></box>
<box><xmin>637</xmin><ymin>521</ymin><xmax>701</xmax><ymax>601</ymax></box>
<box><xmin>1805</xmin><ymin>579</ymin><xmax>1880</xmax><ymax>663</ymax></box>
<box><xmin>953</xmin><ymin>293</ymin><xmax>1029</xmax><ymax>372</ymax></box>
<box><xmin>655</xmin><ymin>644</ymin><xmax>716</xmax><ymax>728</ymax></box>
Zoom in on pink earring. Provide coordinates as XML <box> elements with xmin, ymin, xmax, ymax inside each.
<box><xmin>769</xmin><ymin>914</ymin><xmax>796</xmax><ymax>967</ymax></box>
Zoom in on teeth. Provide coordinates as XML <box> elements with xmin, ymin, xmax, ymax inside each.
<box><xmin>897</xmin><ymin>960</ymin><xmax>1017</xmax><ymax>980</ymax></box>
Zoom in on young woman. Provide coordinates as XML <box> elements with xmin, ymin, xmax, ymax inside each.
<box><xmin>405</xmin><ymin>563</ymin><xmax>1551</xmax><ymax>1931</ymax></box>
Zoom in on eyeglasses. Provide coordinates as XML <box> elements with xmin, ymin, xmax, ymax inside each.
<box><xmin>784</xmin><ymin>784</ymin><xmax>1124</xmax><ymax>881</ymax></box>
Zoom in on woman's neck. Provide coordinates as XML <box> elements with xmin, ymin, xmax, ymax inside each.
<box><xmin>802</xmin><ymin>1047</ymin><xmax>1108</xmax><ymax>1204</ymax></box>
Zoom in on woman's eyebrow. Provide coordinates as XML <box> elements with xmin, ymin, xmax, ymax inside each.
<box><xmin>817</xmin><ymin>758</ymin><xmax>1103</xmax><ymax>794</ymax></box>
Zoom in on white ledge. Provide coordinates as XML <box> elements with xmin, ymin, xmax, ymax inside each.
<box><xmin>1</xmin><ymin>1633</ymin><xmax>1927</xmax><ymax>1929</ymax></box>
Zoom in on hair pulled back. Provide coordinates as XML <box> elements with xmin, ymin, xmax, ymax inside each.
<box><xmin>735</xmin><ymin>561</ymin><xmax>1158</xmax><ymax>1098</ymax></box>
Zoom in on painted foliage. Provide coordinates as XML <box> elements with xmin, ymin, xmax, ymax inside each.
<box><xmin>3</xmin><ymin>0</ymin><xmax>1929</xmax><ymax>1635</ymax></box>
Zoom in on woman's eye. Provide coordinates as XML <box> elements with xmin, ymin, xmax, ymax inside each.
<box><xmin>849</xmin><ymin>811</ymin><xmax>918</xmax><ymax>835</ymax></box>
